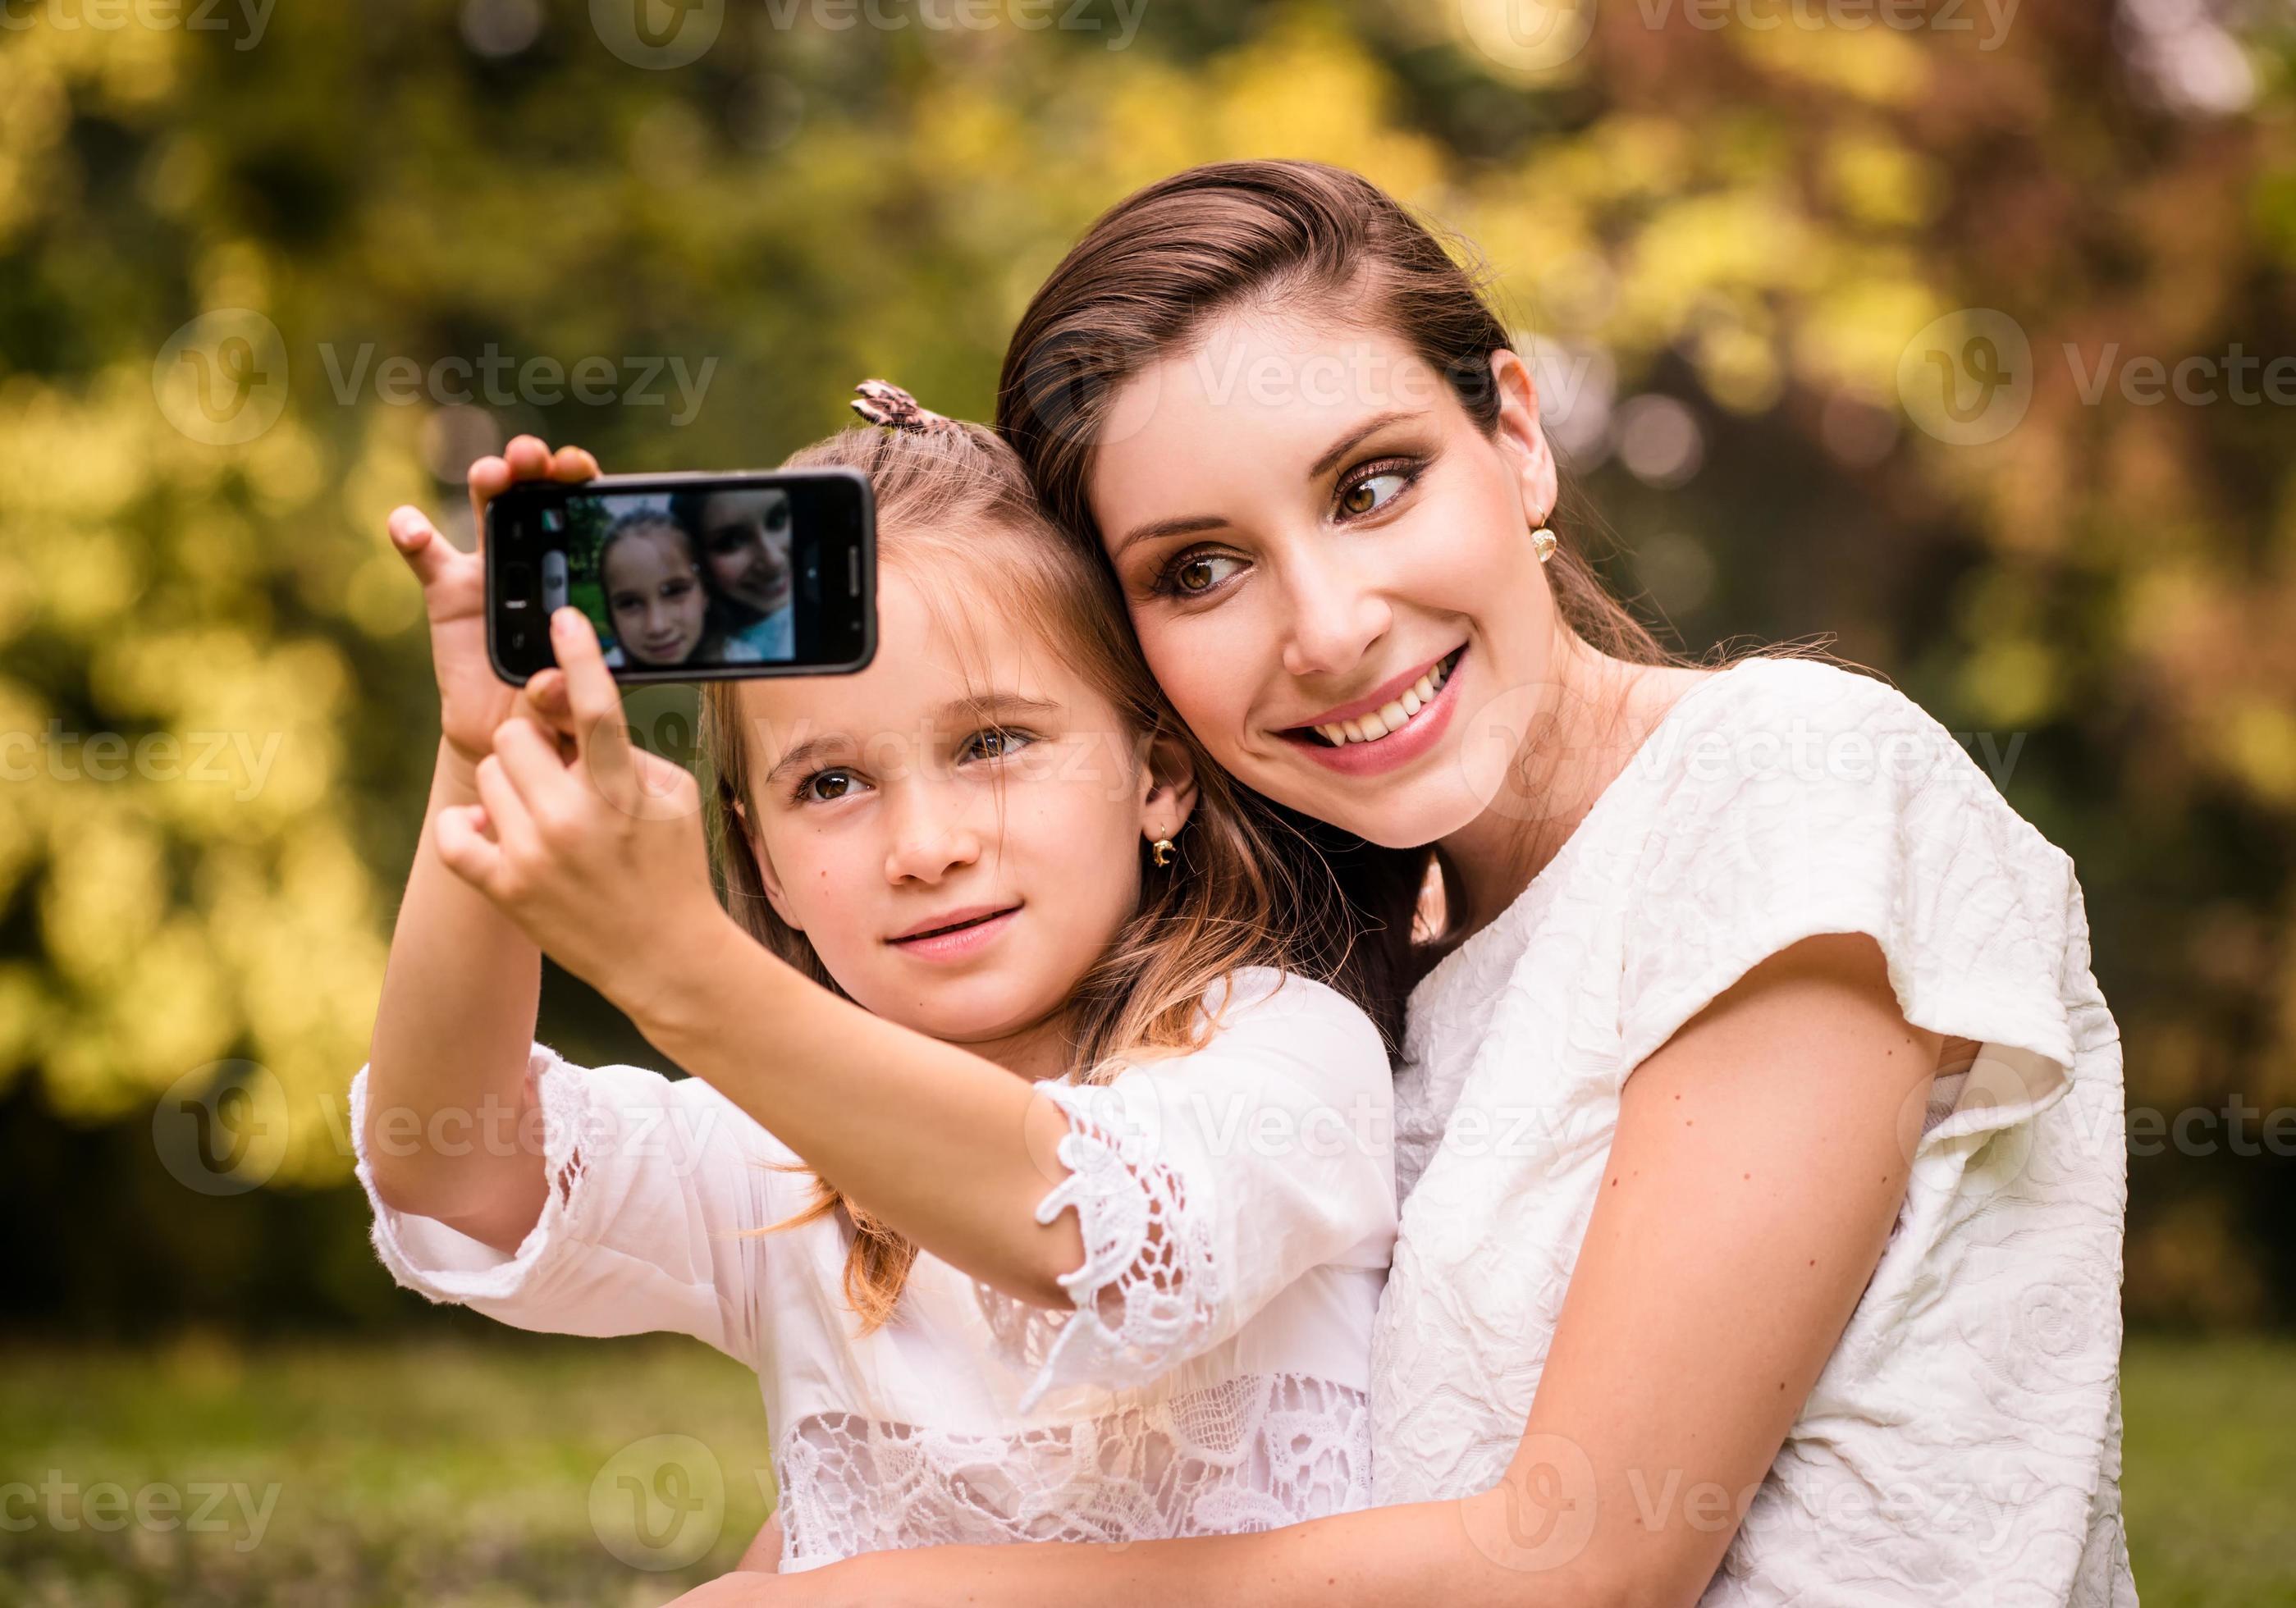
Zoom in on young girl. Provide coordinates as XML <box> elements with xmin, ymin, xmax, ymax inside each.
<box><xmin>356</xmin><ymin>392</ymin><xmax>1399</xmax><ymax>1574</ymax></box>
<box><xmin>599</xmin><ymin>508</ymin><xmax>751</xmax><ymax>669</ymax></box>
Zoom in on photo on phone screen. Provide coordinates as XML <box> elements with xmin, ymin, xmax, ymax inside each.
<box><xmin>487</xmin><ymin>470</ymin><xmax>873</xmax><ymax>685</ymax></box>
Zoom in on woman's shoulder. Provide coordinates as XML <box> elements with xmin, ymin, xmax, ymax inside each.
<box><xmin>1639</xmin><ymin>655</ymin><xmax>2041</xmax><ymax>846</ymax></box>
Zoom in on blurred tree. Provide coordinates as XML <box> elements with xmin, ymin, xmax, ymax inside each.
<box><xmin>0</xmin><ymin>0</ymin><xmax>2289</xmax><ymax>1327</ymax></box>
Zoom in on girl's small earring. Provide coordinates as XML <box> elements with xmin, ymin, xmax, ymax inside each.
<box><xmin>1150</xmin><ymin>838</ymin><xmax>1177</xmax><ymax>869</ymax></box>
<box><xmin>1530</xmin><ymin>525</ymin><xmax>1558</xmax><ymax>564</ymax></box>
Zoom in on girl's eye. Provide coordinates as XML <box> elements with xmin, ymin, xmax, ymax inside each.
<box><xmin>962</xmin><ymin>728</ymin><xmax>1032</xmax><ymax>762</ymax></box>
<box><xmin>1336</xmin><ymin>464</ymin><xmax>1416</xmax><ymax>520</ymax></box>
<box><xmin>1156</xmin><ymin>550</ymin><xmax>1246</xmax><ymax>599</ymax></box>
<box><xmin>798</xmin><ymin>769</ymin><xmax>862</xmax><ymax>803</ymax></box>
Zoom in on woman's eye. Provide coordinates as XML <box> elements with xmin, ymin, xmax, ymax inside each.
<box><xmin>1161</xmin><ymin>551</ymin><xmax>1245</xmax><ymax>597</ymax></box>
<box><xmin>1338</xmin><ymin>469</ymin><xmax>1412</xmax><ymax>519</ymax></box>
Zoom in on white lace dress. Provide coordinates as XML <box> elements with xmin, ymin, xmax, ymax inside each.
<box><xmin>351</xmin><ymin>966</ymin><xmax>1396</xmax><ymax>1573</ymax></box>
<box><xmin>1372</xmin><ymin>658</ymin><xmax>2135</xmax><ymax>1606</ymax></box>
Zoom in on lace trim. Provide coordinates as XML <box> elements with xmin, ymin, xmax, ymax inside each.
<box><xmin>975</xmin><ymin>1080</ymin><xmax>1223</xmax><ymax>1411</ymax></box>
<box><xmin>773</xmin><ymin>1372</ymin><xmax>1370</xmax><ymax>1571</ymax></box>
<box><xmin>350</xmin><ymin>1048</ymin><xmax>591</xmax><ymax>1304</ymax></box>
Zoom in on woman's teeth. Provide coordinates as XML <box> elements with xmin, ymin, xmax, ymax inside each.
<box><xmin>1311</xmin><ymin>650</ymin><xmax>1459</xmax><ymax>747</ymax></box>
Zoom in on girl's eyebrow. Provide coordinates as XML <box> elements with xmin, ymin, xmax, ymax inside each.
<box><xmin>761</xmin><ymin>696</ymin><xmax>1059</xmax><ymax>789</ymax></box>
<box><xmin>763</xmin><ymin>734</ymin><xmax>850</xmax><ymax>789</ymax></box>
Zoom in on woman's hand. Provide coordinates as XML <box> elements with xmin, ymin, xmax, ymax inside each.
<box><xmin>387</xmin><ymin>436</ymin><xmax>600</xmax><ymax>779</ymax></box>
<box><xmin>432</xmin><ymin>605</ymin><xmax>730</xmax><ymax>1022</ymax></box>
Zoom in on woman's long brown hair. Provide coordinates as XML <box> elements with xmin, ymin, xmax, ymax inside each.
<box><xmin>698</xmin><ymin>418</ymin><xmax>1400</xmax><ymax>1332</ymax></box>
<box><xmin>994</xmin><ymin>159</ymin><xmax>1681</xmax><ymax>957</ymax></box>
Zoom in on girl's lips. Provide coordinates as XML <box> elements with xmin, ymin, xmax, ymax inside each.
<box><xmin>1278</xmin><ymin>645</ymin><xmax>1466</xmax><ymax>778</ymax></box>
<box><xmin>886</xmin><ymin>906</ymin><xmax>1020</xmax><ymax>962</ymax></box>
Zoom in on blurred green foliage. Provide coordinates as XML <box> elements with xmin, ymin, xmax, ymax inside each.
<box><xmin>0</xmin><ymin>1333</ymin><xmax>2289</xmax><ymax>1604</ymax></box>
<box><xmin>2</xmin><ymin>0</ymin><xmax>2294</xmax><ymax>1327</ymax></box>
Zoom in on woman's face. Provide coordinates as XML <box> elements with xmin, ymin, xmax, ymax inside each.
<box><xmin>1087</xmin><ymin>312</ymin><xmax>1562</xmax><ymax>850</ymax></box>
<box><xmin>604</xmin><ymin>525</ymin><xmax>709</xmax><ymax>665</ymax></box>
<box><xmin>699</xmin><ymin>489</ymin><xmax>794</xmax><ymax>616</ymax></box>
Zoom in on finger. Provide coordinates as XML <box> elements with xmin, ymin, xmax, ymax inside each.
<box><xmin>465</xmin><ymin>436</ymin><xmax>556</xmax><ymax>541</ymax></box>
<box><xmin>548</xmin><ymin>444</ymin><xmax>600</xmax><ymax>482</ymax></box>
<box><xmin>385</xmin><ymin>505</ymin><xmax>464</xmax><ymax>591</ymax></box>
<box><xmin>508</xmin><ymin>671</ymin><xmax>578</xmax><ymax>751</ymax></box>
<box><xmin>432</xmin><ymin>804</ymin><xmax>509</xmax><ymax>898</ymax></box>
<box><xmin>550</xmin><ymin>608</ymin><xmax>638</xmax><ymax>810</ymax></box>
<box><xmin>473</xmin><ymin>751</ymin><xmax>542</xmax><ymax>861</ymax></box>
<box><xmin>494</xmin><ymin>716</ymin><xmax>578</xmax><ymax>809</ymax></box>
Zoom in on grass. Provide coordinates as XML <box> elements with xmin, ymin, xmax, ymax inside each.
<box><xmin>0</xmin><ymin>1331</ymin><xmax>2289</xmax><ymax>1605</ymax></box>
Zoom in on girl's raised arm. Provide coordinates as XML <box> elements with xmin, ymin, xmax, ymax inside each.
<box><xmin>362</xmin><ymin>436</ymin><xmax>599</xmax><ymax>1253</ymax></box>
<box><xmin>437</xmin><ymin>611</ymin><xmax>1393</xmax><ymax>1334</ymax></box>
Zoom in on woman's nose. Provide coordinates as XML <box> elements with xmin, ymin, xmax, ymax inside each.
<box><xmin>1278</xmin><ymin>557</ymin><xmax>1393</xmax><ymax>681</ymax></box>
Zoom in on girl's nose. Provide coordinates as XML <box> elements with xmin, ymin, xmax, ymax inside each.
<box><xmin>881</xmin><ymin>787</ymin><xmax>982</xmax><ymax>885</ymax></box>
<box><xmin>1278</xmin><ymin>555</ymin><xmax>1393</xmax><ymax>681</ymax></box>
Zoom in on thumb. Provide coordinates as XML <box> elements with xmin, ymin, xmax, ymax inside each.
<box><xmin>386</xmin><ymin>505</ymin><xmax>463</xmax><ymax>592</ymax></box>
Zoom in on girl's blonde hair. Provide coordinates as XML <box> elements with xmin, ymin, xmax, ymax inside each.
<box><xmin>698</xmin><ymin>413</ymin><xmax>1395</xmax><ymax>1332</ymax></box>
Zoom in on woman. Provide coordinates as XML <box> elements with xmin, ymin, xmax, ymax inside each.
<box><xmin>675</xmin><ymin>484</ymin><xmax>798</xmax><ymax>661</ymax></box>
<box><xmin>696</xmin><ymin>160</ymin><xmax>2131</xmax><ymax>1606</ymax></box>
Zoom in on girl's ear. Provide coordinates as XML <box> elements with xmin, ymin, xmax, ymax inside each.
<box><xmin>743</xmin><ymin>806</ymin><xmax>803</xmax><ymax>932</ymax></box>
<box><xmin>1489</xmin><ymin>348</ymin><xmax>1560</xmax><ymax>526</ymax></box>
<box><xmin>1137</xmin><ymin>729</ymin><xmax>1201</xmax><ymax>845</ymax></box>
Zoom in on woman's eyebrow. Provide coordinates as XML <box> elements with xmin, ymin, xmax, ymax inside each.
<box><xmin>1306</xmin><ymin>409</ymin><xmax>1416</xmax><ymax>479</ymax></box>
<box><xmin>1109</xmin><ymin>409</ymin><xmax>1423</xmax><ymax>558</ymax></box>
<box><xmin>1111</xmin><ymin>513</ymin><xmax>1225</xmax><ymax>560</ymax></box>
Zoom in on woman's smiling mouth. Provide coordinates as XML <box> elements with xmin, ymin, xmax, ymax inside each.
<box><xmin>1278</xmin><ymin>646</ymin><xmax>1466</xmax><ymax>777</ymax></box>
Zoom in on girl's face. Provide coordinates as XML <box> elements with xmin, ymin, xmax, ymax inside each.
<box><xmin>1087</xmin><ymin>312</ymin><xmax>1562</xmax><ymax>851</ymax></box>
<box><xmin>738</xmin><ymin>560</ymin><xmax>1191</xmax><ymax>1067</ymax></box>
<box><xmin>699</xmin><ymin>489</ymin><xmax>794</xmax><ymax>616</ymax></box>
<box><xmin>605</xmin><ymin>526</ymin><xmax>709</xmax><ymax>665</ymax></box>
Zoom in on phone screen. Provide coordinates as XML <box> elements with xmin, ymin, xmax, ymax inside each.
<box><xmin>487</xmin><ymin>470</ymin><xmax>874</xmax><ymax>684</ymax></box>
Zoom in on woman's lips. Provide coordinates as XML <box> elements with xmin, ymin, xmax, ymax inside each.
<box><xmin>885</xmin><ymin>906</ymin><xmax>1020</xmax><ymax>962</ymax></box>
<box><xmin>1278</xmin><ymin>645</ymin><xmax>1466</xmax><ymax>778</ymax></box>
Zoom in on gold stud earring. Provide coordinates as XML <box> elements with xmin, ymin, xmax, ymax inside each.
<box><xmin>1530</xmin><ymin>526</ymin><xmax>1558</xmax><ymax>564</ymax></box>
<box><xmin>1150</xmin><ymin>838</ymin><xmax>1176</xmax><ymax>868</ymax></box>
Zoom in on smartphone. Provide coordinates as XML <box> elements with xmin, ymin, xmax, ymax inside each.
<box><xmin>486</xmin><ymin>469</ymin><xmax>875</xmax><ymax>685</ymax></box>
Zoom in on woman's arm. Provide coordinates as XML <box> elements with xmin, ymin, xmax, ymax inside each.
<box><xmin>679</xmin><ymin>932</ymin><xmax>1939</xmax><ymax>1607</ymax></box>
<box><xmin>362</xmin><ymin>439</ymin><xmax>599</xmax><ymax>1252</ymax></box>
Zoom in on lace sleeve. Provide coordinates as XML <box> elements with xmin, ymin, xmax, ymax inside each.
<box><xmin>974</xmin><ymin>1080</ymin><xmax>1223</xmax><ymax>1412</ymax></box>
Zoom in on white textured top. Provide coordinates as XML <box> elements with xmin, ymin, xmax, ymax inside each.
<box><xmin>352</xmin><ymin>966</ymin><xmax>1396</xmax><ymax>1573</ymax></box>
<box><xmin>1370</xmin><ymin>658</ymin><xmax>2135</xmax><ymax>1606</ymax></box>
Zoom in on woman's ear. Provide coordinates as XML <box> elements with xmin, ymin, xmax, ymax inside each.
<box><xmin>1137</xmin><ymin>729</ymin><xmax>1201</xmax><ymax>845</ymax></box>
<box><xmin>1489</xmin><ymin>348</ymin><xmax>1560</xmax><ymax>525</ymax></box>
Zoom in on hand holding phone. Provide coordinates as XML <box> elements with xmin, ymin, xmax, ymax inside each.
<box><xmin>485</xmin><ymin>471</ymin><xmax>876</xmax><ymax>685</ymax></box>
<box><xmin>388</xmin><ymin>435</ymin><xmax>602</xmax><ymax>767</ymax></box>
